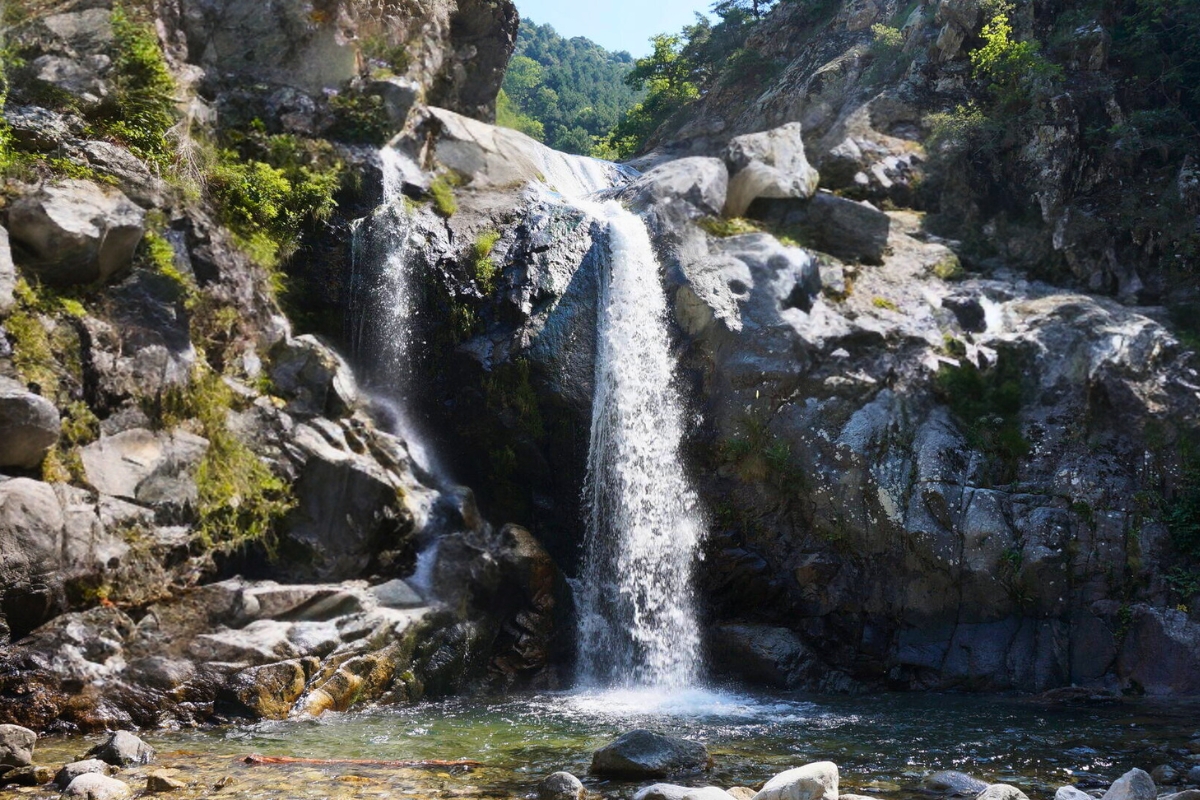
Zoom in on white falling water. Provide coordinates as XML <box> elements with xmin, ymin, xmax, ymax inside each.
<box><xmin>574</xmin><ymin>200</ymin><xmax>706</xmax><ymax>690</ymax></box>
<box><xmin>350</xmin><ymin>148</ymin><xmax>444</xmax><ymax>481</ymax></box>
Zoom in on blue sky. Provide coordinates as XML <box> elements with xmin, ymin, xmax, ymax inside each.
<box><xmin>514</xmin><ymin>0</ymin><xmax>712</xmax><ymax>57</ymax></box>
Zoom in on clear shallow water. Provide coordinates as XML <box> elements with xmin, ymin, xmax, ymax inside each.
<box><xmin>31</xmin><ymin>688</ymin><xmax>1200</xmax><ymax>800</ymax></box>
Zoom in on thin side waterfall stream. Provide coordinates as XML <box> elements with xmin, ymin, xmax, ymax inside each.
<box><xmin>575</xmin><ymin>200</ymin><xmax>705</xmax><ymax>690</ymax></box>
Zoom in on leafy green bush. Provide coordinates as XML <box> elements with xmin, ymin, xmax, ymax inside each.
<box><xmin>969</xmin><ymin>12</ymin><xmax>1061</xmax><ymax>112</ymax></box>
<box><xmin>328</xmin><ymin>90</ymin><xmax>394</xmax><ymax>145</ymax></box>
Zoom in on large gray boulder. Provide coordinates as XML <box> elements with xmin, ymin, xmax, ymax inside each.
<box><xmin>0</xmin><ymin>226</ymin><xmax>15</xmax><ymax>315</ymax></box>
<box><xmin>269</xmin><ymin>335</ymin><xmax>359</xmax><ymax>418</ymax></box>
<box><xmin>8</xmin><ymin>180</ymin><xmax>145</xmax><ymax>286</ymax></box>
<box><xmin>1101</xmin><ymin>770</ymin><xmax>1156</xmax><ymax>800</ymax></box>
<box><xmin>752</xmin><ymin>191</ymin><xmax>891</xmax><ymax>265</ymax></box>
<box><xmin>538</xmin><ymin>771</ymin><xmax>585</xmax><ymax>800</ymax></box>
<box><xmin>617</xmin><ymin>157</ymin><xmax>729</xmax><ymax>217</ymax></box>
<box><xmin>62</xmin><ymin>773</ymin><xmax>133</xmax><ymax>800</ymax></box>
<box><xmin>0</xmin><ymin>724</ymin><xmax>36</xmax><ymax>768</ymax></box>
<box><xmin>591</xmin><ymin>730</ymin><xmax>711</xmax><ymax>778</ymax></box>
<box><xmin>86</xmin><ymin>731</ymin><xmax>155</xmax><ymax>767</ymax></box>
<box><xmin>0</xmin><ymin>378</ymin><xmax>60</xmax><ymax>469</ymax></box>
<box><xmin>724</xmin><ymin>123</ymin><xmax>820</xmax><ymax>217</ymax></box>
<box><xmin>753</xmin><ymin>762</ymin><xmax>838</xmax><ymax>800</ymax></box>
<box><xmin>80</xmin><ymin>429</ymin><xmax>209</xmax><ymax>507</ymax></box>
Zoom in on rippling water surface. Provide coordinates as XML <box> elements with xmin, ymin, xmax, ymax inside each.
<box><xmin>32</xmin><ymin>689</ymin><xmax>1200</xmax><ymax>799</ymax></box>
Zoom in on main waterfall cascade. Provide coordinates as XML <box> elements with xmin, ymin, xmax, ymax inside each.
<box><xmin>574</xmin><ymin>200</ymin><xmax>706</xmax><ymax>690</ymax></box>
<box><xmin>358</xmin><ymin>142</ymin><xmax>706</xmax><ymax>690</ymax></box>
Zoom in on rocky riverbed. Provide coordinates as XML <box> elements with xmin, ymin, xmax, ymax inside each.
<box><xmin>3</xmin><ymin>692</ymin><xmax>1200</xmax><ymax>800</ymax></box>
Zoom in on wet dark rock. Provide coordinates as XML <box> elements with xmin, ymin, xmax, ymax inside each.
<box><xmin>924</xmin><ymin>771</ymin><xmax>989</xmax><ymax>796</ymax></box>
<box><xmin>591</xmin><ymin>730</ymin><xmax>711</xmax><ymax>778</ymax></box>
<box><xmin>1152</xmin><ymin>766</ymin><xmax>1179</xmax><ymax>786</ymax></box>
<box><xmin>145</xmin><ymin>771</ymin><xmax>186</xmax><ymax>792</ymax></box>
<box><xmin>5</xmin><ymin>765</ymin><xmax>54</xmax><ymax>785</ymax></box>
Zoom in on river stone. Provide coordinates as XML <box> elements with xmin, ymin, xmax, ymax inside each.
<box><xmin>63</xmin><ymin>773</ymin><xmax>133</xmax><ymax>800</ymax></box>
<box><xmin>591</xmin><ymin>730</ymin><xmax>710</xmax><ymax>778</ymax></box>
<box><xmin>5</xmin><ymin>765</ymin><xmax>54</xmax><ymax>785</ymax></box>
<box><xmin>0</xmin><ymin>226</ymin><xmax>14</xmax><ymax>315</ymax></box>
<box><xmin>537</xmin><ymin>771</ymin><xmax>585</xmax><ymax>800</ymax></box>
<box><xmin>635</xmin><ymin>784</ymin><xmax>694</xmax><ymax>800</ymax></box>
<box><xmin>86</xmin><ymin>731</ymin><xmax>155</xmax><ymax>766</ymax></box>
<box><xmin>55</xmin><ymin>760</ymin><xmax>113</xmax><ymax>790</ymax></box>
<box><xmin>369</xmin><ymin>578</ymin><xmax>424</xmax><ymax>609</ymax></box>
<box><xmin>724</xmin><ymin>123</ymin><xmax>820</xmax><ymax>218</ymax></box>
<box><xmin>0</xmin><ymin>724</ymin><xmax>36</xmax><ymax>768</ymax></box>
<box><xmin>1056</xmin><ymin>787</ymin><xmax>1093</xmax><ymax>800</ymax></box>
<box><xmin>728</xmin><ymin>790</ymin><xmax>757</xmax><ymax>800</ymax></box>
<box><xmin>8</xmin><ymin>179</ymin><xmax>145</xmax><ymax>286</ymax></box>
<box><xmin>145</xmin><ymin>771</ymin><xmax>186</xmax><ymax>792</ymax></box>
<box><xmin>976</xmin><ymin>786</ymin><xmax>1030</xmax><ymax>800</ymax></box>
<box><xmin>1101</xmin><ymin>769</ymin><xmax>1155</xmax><ymax>800</ymax></box>
<box><xmin>0</xmin><ymin>378</ymin><xmax>61</xmax><ymax>469</ymax></box>
<box><xmin>1151</xmin><ymin>766</ymin><xmax>1179</xmax><ymax>786</ymax></box>
<box><xmin>684</xmin><ymin>789</ymin><xmax>736</xmax><ymax>800</ymax></box>
<box><xmin>925</xmin><ymin>771</ymin><xmax>988</xmax><ymax>795</ymax></box>
<box><xmin>1160</xmin><ymin>793</ymin><xmax>1200</xmax><ymax>800</ymax></box>
<box><xmin>753</xmin><ymin>762</ymin><xmax>839</xmax><ymax>800</ymax></box>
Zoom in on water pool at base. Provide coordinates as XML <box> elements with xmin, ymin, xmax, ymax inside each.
<box><xmin>31</xmin><ymin>689</ymin><xmax>1200</xmax><ymax>800</ymax></box>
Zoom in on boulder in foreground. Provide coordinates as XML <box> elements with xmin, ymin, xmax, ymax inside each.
<box><xmin>591</xmin><ymin>729</ymin><xmax>710</xmax><ymax>778</ymax></box>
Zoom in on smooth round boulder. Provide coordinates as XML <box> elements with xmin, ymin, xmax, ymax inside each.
<box><xmin>86</xmin><ymin>731</ymin><xmax>155</xmax><ymax>767</ymax></box>
<box><xmin>63</xmin><ymin>773</ymin><xmax>133</xmax><ymax>800</ymax></box>
<box><xmin>55</xmin><ymin>760</ymin><xmax>113</xmax><ymax>790</ymax></box>
<box><xmin>538</xmin><ymin>771</ymin><xmax>585</xmax><ymax>800</ymax></box>
<box><xmin>634</xmin><ymin>784</ymin><xmax>693</xmax><ymax>800</ymax></box>
<box><xmin>728</xmin><ymin>789</ymin><xmax>757</xmax><ymax>800</ymax></box>
<box><xmin>925</xmin><ymin>771</ymin><xmax>989</xmax><ymax>796</ymax></box>
<box><xmin>0</xmin><ymin>724</ymin><xmax>37</xmax><ymax>768</ymax></box>
<box><xmin>754</xmin><ymin>762</ymin><xmax>839</xmax><ymax>800</ymax></box>
<box><xmin>0</xmin><ymin>380</ymin><xmax>60</xmax><ymax>469</ymax></box>
<box><xmin>591</xmin><ymin>730</ymin><xmax>710</xmax><ymax>778</ymax></box>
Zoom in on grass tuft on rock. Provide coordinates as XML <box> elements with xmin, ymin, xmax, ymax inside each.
<box><xmin>471</xmin><ymin>229</ymin><xmax>502</xmax><ymax>293</ymax></box>
<box><xmin>698</xmin><ymin>216</ymin><xmax>762</xmax><ymax>237</ymax></box>
<box><xmin>429</xmin><ymin>175</ymin><xmax>459</xmax><ymax>217</ymax></box>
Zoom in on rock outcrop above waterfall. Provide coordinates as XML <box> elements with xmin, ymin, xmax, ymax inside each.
<box><xmin>0</xmin><ymin>0</ymin><xmax>559</xmax><ymax>733</ymax></box>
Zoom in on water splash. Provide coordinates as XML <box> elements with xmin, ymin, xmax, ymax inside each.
<box><xmin>574</xmin><ymin>200</ymin><xmax>706</xmax><ymax>690</ymax></box>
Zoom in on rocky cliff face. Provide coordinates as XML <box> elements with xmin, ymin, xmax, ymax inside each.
<box><xmin>0</xmin><ymin>0</ymin><xmax>561</xmax><ymax>733</ymax></box>
<box><xmin>366</xmin><ymin>10</ymin><xmax>1200</xmax><ymax>694</ymax></box>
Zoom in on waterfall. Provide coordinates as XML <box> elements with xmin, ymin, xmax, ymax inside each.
<box><xmin>574</xmin><ymin>200</ymin><xmax>706</xmax><ymax>690</ymax></box>
<box><xmin>349</xmin><ymin>148</ymin><xmax>444</xmax><ymax>481</ymax></box>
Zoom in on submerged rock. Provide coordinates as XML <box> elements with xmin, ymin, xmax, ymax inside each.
<box><xmin>537</xmin><ymin>771</ymin><xmax>585</xmax><ymax>800</ymax></box>
<box><xmin>1151</xmin><ymin>765</ymin><xmax>1178</xmax><ymax>786</ymax></box>
<box><xmin>0</xmin><ymin>724</ymin><xmax>36</xmax><ymax>768</ymax></box>
<box><xmin>754</xmin><ymin>762</ymin><xmax>839</xmax><ymax>800</ymax></box>
<box><xmin>591</xmin><ymin>730</ymin><xmax>711</xmax><ymax>778</ymax></box>
<box><xmin>86</xmin><ymin>731</ymin><xmax>155</xmax><ymax>767</ymax></box>
<box><xmin>4</xmin><ymin>765</ymin><xmax>54</xmax><ymax>785</ymax></box>
<box><xmin>145</xmin><ymin>771</ymin><xmax>186</xmax><ymax>792</ymax></box>
<box><xmin>924</xmin><ymin>771</ymin><xmax>988</xmax><ymax>796</ymax></box>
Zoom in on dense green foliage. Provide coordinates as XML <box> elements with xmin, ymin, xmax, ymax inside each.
<box><xmin>97</xmin><ymin>7</ymin><xmax>179</xmax><ymax>167</ymax></box>
<box><xmin>603</xmin><ymin>0</ymin><xmax>786</xmax><ymax>157</ymax></box>
<box><xmin>206</xmin><ymin>123</ymin><xmax>343</xmax><ymax>272</ymax></box>
<box><xmin>498</xmin><ymin>20</ymin><xmax>642</xmax><ymax>154</ymax></box>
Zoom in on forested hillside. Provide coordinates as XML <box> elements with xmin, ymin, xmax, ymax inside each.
<box><xmin>497</xmin><ymin>20</ymin><xmax>642</xmax><ymax>155</ymax></box>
